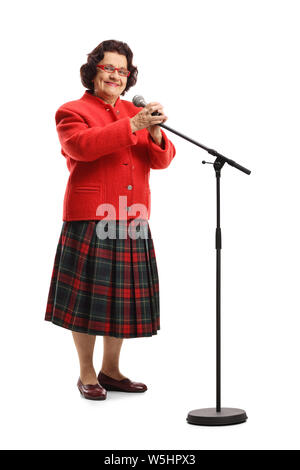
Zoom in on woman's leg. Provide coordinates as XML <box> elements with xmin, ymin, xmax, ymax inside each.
<box><xmin>100</xmin><ymin>336</ymin><xmax>127</xmax><ymax>380</ymax></box>
<box><xmin>72</xmin><ymin>331</ymin><xmax>98</xmax><ymax>385</ymax></box>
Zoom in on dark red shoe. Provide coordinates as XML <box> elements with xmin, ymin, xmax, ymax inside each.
<box><xmin>98</xmin><ymin>371</ymin><xmax>147</xmax><ymax>393</ymax></box>
<box><xmin>77</xmin><ymin>378</ymin><xmax>107</xmax><ymax>400</ymax></box>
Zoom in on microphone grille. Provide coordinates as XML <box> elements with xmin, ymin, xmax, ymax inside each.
<box><xmin>132</xmin><ymin>95</ymin><xmax>146</xmax><ymax>107</ymax></box>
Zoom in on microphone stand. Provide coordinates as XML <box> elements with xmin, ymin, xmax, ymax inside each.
<box><xmin>159</xmin><ymin>122</ymin><xmax>250</xmax><ymax>426</ymax></box>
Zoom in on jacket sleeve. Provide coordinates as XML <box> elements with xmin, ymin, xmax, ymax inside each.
<box><xmin>147</xmin><ymin>129</ymin><xmax>176</xmax><ymax>169</ymax></box>
<box><xmin>55</xmin><ymin>106</ymin><xmax>138</xmax><ymax>162</ymax></box>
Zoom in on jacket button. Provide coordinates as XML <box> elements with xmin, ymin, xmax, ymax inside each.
<box><xmin>127</xmin><ymin>185</ymin><xmax>133</xmax><ymax>190</ymax></box>
<box><xmin>116</xmin><ymin>110</ymin><xmax>120</xmax><ymax>114</ymax></box>
<box><xmin>132</xmin><ymin>165</ymin><xmax>135</xmax><ymax>169</ymax></box>
<box><xmin>105</xmin><ymin>108</ymin><xmax>110</xmax><ymax>111</ymax></box>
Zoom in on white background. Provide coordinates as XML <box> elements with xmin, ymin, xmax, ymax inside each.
<box><xmin>1</xmin><ymin>0</ymin><xmax>299</xmax><ymax>450</ymax></box>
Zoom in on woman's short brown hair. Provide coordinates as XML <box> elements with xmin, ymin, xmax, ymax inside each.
<box><xmin>80</xmin><ymin>39</ymin><xmax>138</xmax><ymax>96</ymax></box>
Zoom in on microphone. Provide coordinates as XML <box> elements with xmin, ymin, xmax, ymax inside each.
<box><xmin>132</xmin><ymin>95</ymin><xmax>146</xmax><ymax>107</ymax></box>
<box><xmin>132</xmin><ymin>95</ymin><xmax>161</xmax><ymax>116</ymax></box>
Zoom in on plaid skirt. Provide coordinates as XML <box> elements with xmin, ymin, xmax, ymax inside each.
<box><xmin>44</xmin><ymin>219</ymin><xmax>160</xmax><ymax>338</ymax></box>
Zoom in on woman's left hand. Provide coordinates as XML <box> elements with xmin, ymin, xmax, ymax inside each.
<box><xmin>146</xmin><ymin>103</ymin><xmax>168</xmax><ymax>146</ymax></box>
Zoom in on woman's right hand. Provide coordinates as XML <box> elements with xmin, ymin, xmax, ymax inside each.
<box><xmin>130</xmin><ymin>102</ymin><xmax>167</xmax><ymax>133</ymax></box>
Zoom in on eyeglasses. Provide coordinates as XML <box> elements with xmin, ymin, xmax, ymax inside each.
<box><xmin>96</xmin><ymin>64</ymin><xmax>131</xmax><ymax>77</ymax></box>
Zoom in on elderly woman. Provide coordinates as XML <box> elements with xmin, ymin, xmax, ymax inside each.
<box><xmin>45</xmin><ymin>39</ymin><xmax>176</xmax><ymax>400</ymax></box>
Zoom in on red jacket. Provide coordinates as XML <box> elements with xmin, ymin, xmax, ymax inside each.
<box><xmin>55</xmin><ymin>90</ymin><xmax>176</xmax><ymax>221</ymax></box>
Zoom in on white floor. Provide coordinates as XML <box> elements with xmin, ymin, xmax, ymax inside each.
<box><xmin>2</xmin><ymin>300</ymin><xmax>300</xmax><ymax>450</ymax></box>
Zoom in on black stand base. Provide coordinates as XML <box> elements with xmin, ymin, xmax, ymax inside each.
<box><xmin>187</xmin><ymin>407</ymin><xmax>248</xmax><ymax>426</ymax></box>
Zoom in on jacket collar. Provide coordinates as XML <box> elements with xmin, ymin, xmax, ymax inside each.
<box><xmin>81</xmin><ymin>90</ymin><xmax>121</xmax><ymax>109</ymax></box>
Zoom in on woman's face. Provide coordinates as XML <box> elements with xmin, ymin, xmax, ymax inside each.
<box><xmin>93</xmin><ymin>51</ymin><xmax>128</xmax><ymax>105</ymax></box>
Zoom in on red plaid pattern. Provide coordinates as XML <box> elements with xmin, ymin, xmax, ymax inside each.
<box><xmin>45</xmin><ymin>220</ymin><xmax>160</xmax><ymax>338</ymax></box>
